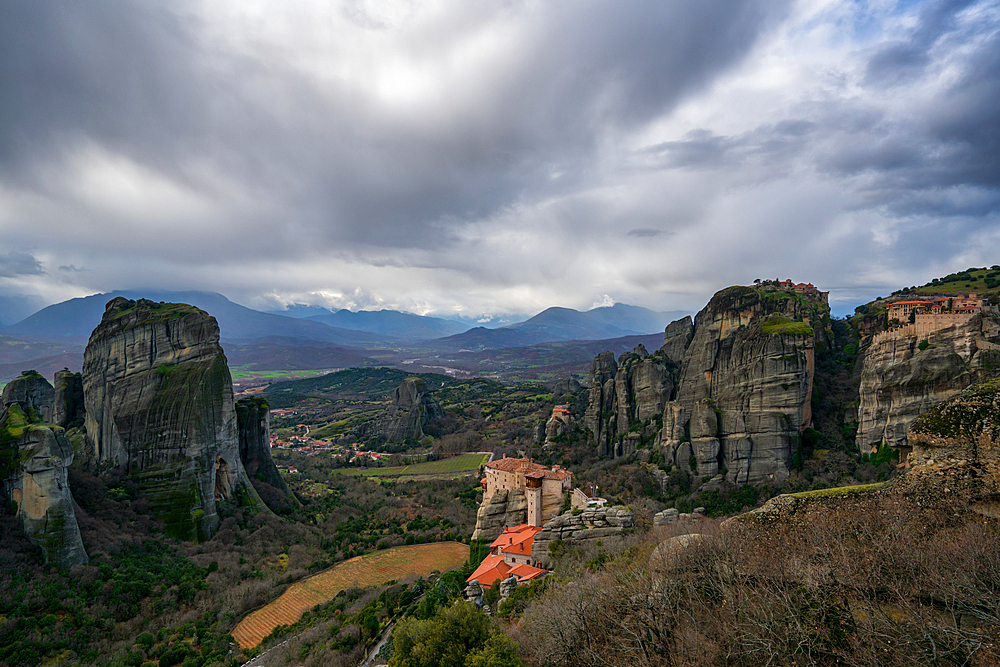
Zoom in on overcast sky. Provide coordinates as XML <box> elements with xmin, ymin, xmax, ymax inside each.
<box><xmin>1</xmin><ymin>0</ymin><xmax>997</xmax><ymax>322</ymax></box>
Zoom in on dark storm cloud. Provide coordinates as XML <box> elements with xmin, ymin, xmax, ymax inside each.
<box><xmin>0</xmin><ymin>0</ymin><xmax>790</xmax><ymax>256</ymax></box>
<box><xmin>0</xmin><ymin>252</ymin><xmax>44</xmax><ymax>278</ymax></box>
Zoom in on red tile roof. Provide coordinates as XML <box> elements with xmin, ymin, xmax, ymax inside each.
<box><xmin>485</xmin><ymin>457</ymin><xmax>572</xmax><ymax>481</ymax></box>
<box><xmin>467</xmin><ymin>554</ymin><xmax>511</xmax><ymax>589</ymax></box>
<box><xmin>489</xmin><ymin>524</ymin><xmax>542</xmax><ymax>556</ymax></box>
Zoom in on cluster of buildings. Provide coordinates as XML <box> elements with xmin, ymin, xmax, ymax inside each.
<box><xmin>467</xmin><ymin>456</ymin><xmax>604</xmax><ymax>590</ymax></box>
<box><xmin>879</xmin><ymin>293</ymin><xmax>997</xmax><ymax>341</ymax></box>
<box><xmin>757</xmin><ymin>278</ymin><xmax>830</xmax><ymax>305</ymax></box>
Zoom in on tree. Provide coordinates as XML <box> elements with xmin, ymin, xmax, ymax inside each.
<box><xmin>390</xmin><ymin>602</ymin><xmax>517</xmax><ymax>667</ymax></box>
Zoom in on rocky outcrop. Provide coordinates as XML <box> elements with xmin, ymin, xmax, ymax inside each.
<box><xmin>891</xmin><ymin>378</ymin><xmax>1000</xmax><ymax>510</ymax></box>
<box><xmin>666</xmin><ymin>286</ymin><xmax>824</xmax><ymax>485</ymax></box>
<box><xmin>552</xmin><ymin>377</ymin><xmax>582</xmax><ymax>400</ymax></box>
<box><xmin>530</xmin><ymin>506</ymin><xmax>634</xmax><ymax>569</ymax></box>
<box><xmin>235</xmin><ymin>396</ymin><xmax>290</xmax><ymax>499</ymax></box>
<box><xmin>1</xmin><ymin>374</ymin><xmax>87</xmax><ymax>568</ymax></box>
<box><xmin>83</xmin><ymin>297</ymin><xmax>266</xmax><ymax>541</ymax></box>
<box><xmin>662</xmin><ymin>316</ymin><xmax>694</xmax><ymax>363</ymax></box>
<box><xmin>471</xmin><ymin>488</ymin><xmax>527</xmax><ymax>542</ymax></box>
<box><xmin>2</xmin><ymin>371</ymin><xmax>54</xmax><ymax>423</ymax></box>
<box><xmin>584</xmin><ymin>346</ymin><xmax>676</xmax><ymax>457</ymax></box>
<box><xmin>365</xmin><ymin>377</ymin><xmax>443</xmax><ymax>443</ymax></box>
<box><xmin>586</xmin><ymin>285</ymin><xmax>828</xmax><ymax>485</ymax></box>
<box><xmin>855</xmin><ymin>313</ymin><xmax>1000</xmax><ymax>454</ymax></box>
<box><xmin>52</xmin><ymin>369</ymin><xmax>85</xmax><ymax>429</ymax></box>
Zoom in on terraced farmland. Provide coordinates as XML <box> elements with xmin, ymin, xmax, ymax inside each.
<box><xmin>333</xmin><ymin>452</ymin><xmax>489</xmax><ymax>479</ymax></box>
<box><xmin>232</xmin><ymin>541</ymin><xmax>469</xmax><ymax>648</ymax></box>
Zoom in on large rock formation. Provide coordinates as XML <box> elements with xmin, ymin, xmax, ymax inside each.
<box><xmin>2</xmin><ymin>371</ymin><xmax>54</xmax><ymax>423</ymax></box>
<box><xmin>471</xmin><ymin>488</ymin><xmax>528</xmax><ymax>542</ymax></box>
<box><xmin>891</xmin><ymin>378</ymin><xmax>1000</xmax><ymax>510</ymax></box>
<box><xmin>1</xmin><ymin>373</ymin><xmax>87</xmax><ymax>568</ymax></box>
<box><xmin>236</xmin><ymin>396</ymin><xmax>293</xmax><ymax>501</ymax></box>
<box><xmin>586</xmin><ymin>284</ymin><xmax>830</xmax><ymax>485</ymax></box>
<box><xmin>530</xmin><ymin>506</ymin><xmax>634</xmax><ymax>569</ymax></box>
<box><xmin>83</xmin><ymin>297</ymin><xmax>266</xmax><ymax>541</ymax></box>
<box><xmin>365</xmin><ymin>377</ymin><xmax>443</xmax><ymax>443</ymax></box>
<box><xmin>52</xmin><ymin>369</ymin><xmax>85</xmax><ymax>429</ymax></box>
<box><xmin>584</xmin><ymin>346</ymin><xmax>676</xmax><ymax>457</ymax></box>
<box><xmin>855</xmin><ymin>313</ymin><xmax>1000</xmax><ymax>454</ymax></box>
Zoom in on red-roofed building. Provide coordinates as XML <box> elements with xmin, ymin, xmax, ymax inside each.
<box><xmin>482</xmin><ymin>456</ymin><xmax>572</xmax><ymax>527</ymax></box>
<box><xmin>467</xmin><ymin>524</ymin><xmax>547</xmax><ymax>589</ymax></box>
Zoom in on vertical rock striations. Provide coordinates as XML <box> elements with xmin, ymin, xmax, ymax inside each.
<box><xmin>236</xmin><ymin>396</ymin><xmax>294</xmax><ymax>504</ymax></box>
<box><xmin>53</xmin><ymin>369</ymin><xmax>85</xmax><ymax>429</ymax></box>
<box><xmin>83</xmin><ymin>297</ymin><xmax>266</xmax><ymax>541</ymax></box>
<box><xmin>365</xmin><ymin>377</ymin><xmax>443</xmax><ymax>443</ymax></box>
<box><xmin>586</xmin><ymin>284</ymin><xmax>830</xmax><ymax>485</ymax></box>
<box><xmin>855</xmin><ymin>313</ymin><xmax>1000</xmax><ymax>455</ymax></box>
<box><xmin>584</xmin><ymin>346</ymin><xmax>677</xmax><ymax>457</ymax></box>
<box><xmin>1</xmin><ymin>373</ymin><xmax>87</xmax><ymax>568</ymax></box>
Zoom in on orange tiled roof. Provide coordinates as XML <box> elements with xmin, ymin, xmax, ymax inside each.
<box><xmin>508</xmin><ymin>563</ymin><xmax>547</xmax><ymax>582</ymax></box>
<box><xmin>485</xmin><ymin>458</ymin><xmax>573</xmax><ymax>480</ymax></box>
<box><xmin>466</xmin><ymin>553</ymin><xmax>511</xmax><ymax>589</ymax></box>
<box><xmin>489</xmin><ymin>524</ymin><xmax>542</xmax><ymax>556</ymax></box>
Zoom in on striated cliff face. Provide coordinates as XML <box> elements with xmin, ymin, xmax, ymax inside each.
<box><xmin>855</xmin><ymin>313</ymin><xmax>1000</xmax><ymax>454</ymax></box>
<box><xmin>586</xmin><ymin>285</ymin><xmax>829</xmax><ymax>485</ymax></box>
<box><xmin>584</xmin><ymin>346</ymin><xmax>676</xmax><ymax>457</ymax></box>
<box><xmin>52</xmin><ymin>369</ymin><xmax>85</xmax><ymax>429</ymax></box>
<box><xmin>365</xmin><ymin>377</ymin><xmax>443</xmax><ymax>443</ymax></box>
<box><xmin>2</xmin><ymin>371</ymin><xmax>54</xmax><ymax>423</ymax></box>
<box><xmin>1</xmin><ymin>373</ymin><xmax>87</xmax><ymax>568</ymax></box>
<box><xmin>236</xmin><ymin>396</ymin><xmax>293</xmax><ymax>503</ymax></box>
<box><xmin>83</xmin><ymin>297</ymin><xmax>266</xmax><ymax>541</ymax></box>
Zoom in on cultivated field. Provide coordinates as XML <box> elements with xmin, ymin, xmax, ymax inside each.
<box><xmin>232</xmin><ymin>541</ymin><xmax>470</xmax><ymax>648</ymax></box>
<box><xmin>333</xmin><ymin>452</ymin><xmax>489</xmax><ymax>480</ymax></box>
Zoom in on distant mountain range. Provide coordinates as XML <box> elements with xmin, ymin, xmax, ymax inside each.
<box><xmin>0</xmin><ymin>290</ymin><xmax>690</xmax><ymax>381</ymax></box>
<box><xmin>2</xmin><ymin>290</ymin><xmax>392</xmax><ymax>346</ymax></box>
<box><xmin>431</xmin><ymin>303</ymin><xmax>690</xmax><ymax>350</ymax></box>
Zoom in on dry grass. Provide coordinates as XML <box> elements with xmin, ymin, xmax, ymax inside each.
<box><xmin>232</xmin><ymin>541</ymin><xmax>469</xmax><ymax>648</ymax></box>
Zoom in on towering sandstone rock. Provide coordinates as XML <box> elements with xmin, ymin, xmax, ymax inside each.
<box><xmin>236</xmin><ymin>396</ymin><xmax>293</xmax><ymax>500</ymax></box>
<box><xmin>586</xmin><ymin>284</ymin><xmax>829</xmax><ymax>485</ymax></box>
<box><xmin>855</xmin><ymin>313</ymin><xmax>1000</xmax><ymax>455</ymax></box>
<box><xmin>365</xmin><ymin>377</ymin><xmax>443</xmax><ymax>443</ymax></box>
<box><xmin>1</xmin><ymin>372</ymin><xmax>87</xmax><ymax>568</ymax></box>
<box><xmin>83</xmin><ymin>297</ymin><xmax>266</xmax><ymax>541</ymax></box>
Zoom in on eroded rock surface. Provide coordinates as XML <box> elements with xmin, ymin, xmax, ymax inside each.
<box><xmin>587</xmin><ymin>285</ymin><xmax>828</xmax><ymax>485</ymax></box>
<box><xmin>236</xmin><ymin>396</ymin><xmax>295</xmax><ymax>508</ymax></box>
<box><xmin>365</xmin><ymin>377</ymin><xmax>443</xmax><ymax>443</ymax></box>
<box><xmin>530</xmin><ymin>506</ymin><xmax>634</xmax><ymax>569</ymax></box>
<box><xmin>53</xmin><ymin>369</ymin><xmax>85</xmax><ymax>429</ymax></box>
<box><xmin>2</xmin><ymin>371</ymin><xmax>54</xmax><ymax>423</ymax></box>
<box><xmin>855</xmin><ymin>313</ymin><xmax>1000</xmax><ymax>453</ymax></box>
<box><xmin>1</xmin><ymin>378</ymin><xmax>87</xmax><ymax>568</ymax></box>
<box><xmin>471</xmin><ymin>488</ymin><xmax>528</xmax><ymax>542</ymax></box>
<box><xmin>83</xmin><ymin>297</ymin><xmax>266</xmax><ymax>541</ymax></box>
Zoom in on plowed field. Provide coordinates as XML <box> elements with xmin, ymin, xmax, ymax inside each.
<box><xmin>232</xmin><ymin>541</ymin><xmax>469</xmax><ymax>648</ymax></box>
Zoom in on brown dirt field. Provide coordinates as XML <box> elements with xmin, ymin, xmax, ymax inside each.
<box><xmin>232</xmin><ymin>541</ymin><xmax>470</xmax><ymax>648</ymax></box>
